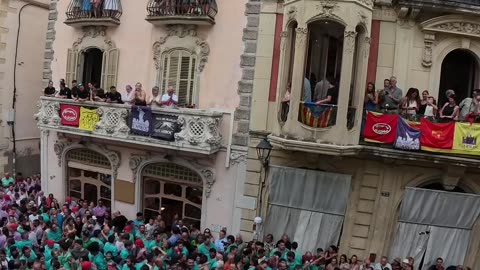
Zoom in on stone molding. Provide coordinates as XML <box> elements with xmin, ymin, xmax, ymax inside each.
<box><xmin>95</xmin><ymin>106</ymin><xmax>130</xmax><ymax>137</ymax></box>
<box><xmin>72</xmin><ymin>26</ymin><xmax>116</xmax><ymax>51</ymax></box>
<box><xmin>153</xmin><ymin>25</ymin><xmax>210</xmax><ymax>73</ymax></box>
<box><xmin>230</xmin><ymin>150</ymin><xmax>247</xmax><ymax>165</ymax></box>
<box><xmin>54</xmin><ymin>140</ymin><xmax>121</xmax><ymax>178</ymax></box>
<box><xmin>42</xmin><ymin>0</ymin><xmax>58</xmax><ymax>86</ymax></box>
<box><xmin>232</xmin><ymin>0</ymin><xmax>260</xmax><ymax>156</ymax></box>
<box><xmin>129</xmin><ymin>154</ymin><xmax>216</xmax><ymax>197</ymax></box>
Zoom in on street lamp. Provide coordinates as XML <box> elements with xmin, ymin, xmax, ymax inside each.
<box><xmin>256</xmin><ymin>138</ymin><xmax>272</xmax><ymax>167</ymax></box>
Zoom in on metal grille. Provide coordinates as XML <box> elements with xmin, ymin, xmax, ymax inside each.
<box><xmin>67</xmin><ymin>149</ymin><xmax>111</xmax><ymax>168</ymax></box>
<box><xmin>143</xmin><ymin>163</ymin><xmax>202</xmax><ymax>185</ymax></box>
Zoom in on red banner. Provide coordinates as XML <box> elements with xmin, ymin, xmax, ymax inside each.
<box><xmin>420</xmin><ymin>118</ymin><xmax>455</xmax><ymax>149</ymax></box>
<box><xmin>60</xmin><ymin>104</ymin><xmax>80</xmax><ymax>127</ymax></box>
<box><xmin>363</xmin><ymin>112</ymin><xmax>398</xmax><ymax>144</ymax></box>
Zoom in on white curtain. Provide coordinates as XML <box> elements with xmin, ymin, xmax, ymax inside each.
<box><xmin>422</xmin><ymin>227</ymin><xmax>471</xmax><ymax>270</ymax></box>
<box><xmin>389</xmin><ymin>223</ymin><xmax>430</xmax><ymax>269</ymax></box>
<box><xmin>390</xmin><ymin>188</ymin><xmax>480</xmax><ymax>268</ymax></box>
<box><xmin>264</xmin><ymin>166</ymin><xmax>351</xmax><ymax>253</ymax></box>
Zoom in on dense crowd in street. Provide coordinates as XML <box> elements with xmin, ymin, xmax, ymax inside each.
<box><xmin>0</xmin><ymin>171</ymin><xmax>471</xmax><ymax>270</ymax></box>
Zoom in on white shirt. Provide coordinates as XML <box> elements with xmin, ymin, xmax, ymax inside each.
<box><xmin>374</xmin><ymin>263</ymin><xmax>391</xmax><ymax>270</ymax></box>
<box><xmin>123</xmin><ymin>90</ymin><xmax>135</xmax><ymax>105</ymax></box>
<box><xmin>161</xmin><ymin>94</ymin><xmax>179</xmax><ymax>109</ymax></box>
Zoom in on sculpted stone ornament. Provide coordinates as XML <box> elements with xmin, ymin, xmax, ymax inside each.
<box><xmin>295</xmin><ymin>28</ymin><xmax>308</xmax><ymax>49</ymax></box>
<box><xmin>315</xmin><ymin>0</ymin><xmax>339</xmax><ymax>18</ymax></box>
<box><xmin>287</xmin><ymin>6</ymin><xmax>297</xmax><ymax>21</ymax></box>
<box><xmin>35</xmin><ymin>100</ymin><xmax>61</xmax><ymax>127</ymax></box>
<box><xmin>73</xmin><ymin>26</ymin><xmax>115</xmax><ymax>51</ymax></box>
<box><xmin>175</xmin><ymin>116</ymin><xmax>222</xmax><ymax>147</ymax></box>
<box><xmin>53</xmin><ymin>141</ymin><xmax>71</xmax><ymax>167</ymax></box>
<box><xmin>230</xmin><ymin>150</ymin><xmax>247</xmax><ymax>165</ymax></box>
<box><xmin>356</xmin><ymin>0</ymin><xmax>373</xmax><ymax>7</ymax></box>
<box><xmin>201</xmin><ymin>169</ymin><xmax>215</xmax><ymax>198</ymax></box>
<box><xmin>94</xmin><ymin>107</ymin><xmax>130</xmax><ymax>138</ymax></box>
<box><xmin>422</xmin><ymin>33</ymin><xmax>435</xmax><ymax>68</ymax></box>
<box><xmin>344</xmin><ymin>31</ymin><xmax>358</xmax><ymax>53</ymax></box>
<box><xmin>129</xmin><ymin>154</ymin><xmax>151</xmax><ymax>183</ymax></box>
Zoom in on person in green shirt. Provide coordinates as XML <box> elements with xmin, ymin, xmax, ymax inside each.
<box><xmin>120</xmin><ymin>240</ymin><xmax>134</xmax><ymax>261</ymax></box>
<box><xmin>122</xmin><ymin>256</ymin><xmax>135</xmax><ymax>270</ymax></box>
<box><xmin>198</xmin><ymin>236</ymin><xmax>216</xmax><ymax>256</ymax></box>
<box><xmin>19</xmin><ymin>246</ymin><xmax>37</xmax><ymax>263</ymax></box>
<box><xmin>104</xmin><ymin>235</ymin><xmax>119</xmax><ymax>257</ymax></box>
<box><xmin>88</xmin><ymin>242</ymin><xmax>107</xmax><ymax>270</ymax></box>
<box><xmin>46</xmin><ymin>224</ymin><xmax>62</xmax><ymax>242</ymax></box>
<box><xmin>270</xmin><ymin>241</ymin><xmax>289</xmax><ymax>260</ymax></box>
<box><xmin>1</xmin><ymin>173</ymin><xmax>14</xmax><ymax>188</ymax></box>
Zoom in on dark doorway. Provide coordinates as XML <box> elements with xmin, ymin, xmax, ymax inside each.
<box><xmin>82</xmin><ymin>48</ymin><xmax>103</xmax><ymax>86</ymax></box>
<box><xmin>439</xmin><ymin>49</ymin><xmax>478</xmax><ymax>106</ymax></box>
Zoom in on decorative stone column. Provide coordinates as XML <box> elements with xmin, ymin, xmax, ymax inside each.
<box><xmin>334</xmin><ymin>30</ymin><xmax>358</xmax><ymax>143</ymax></box>
<box><xmin>283</xmin><ymin>26</ymin><xmax>308</xmax><ymax>135</ymax></box>
<box><xmin>40</xmin><ymin>130</ymin><xmax>50</xmax><ymax>193</ymax></box>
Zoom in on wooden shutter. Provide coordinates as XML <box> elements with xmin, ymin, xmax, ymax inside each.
<box><xmin>101</xmin><ymin>48</ymin><xmax>120</xmax><ymax>90</ymax></box>
<box><xmin>160</xmin><ymin>50</ymin><xmax>197</xmax><ymax>107</ymax></box>
<box><xmin>66</xmin><ymin>49</ymin><xmax>79</xmax><ymax>85</ymax></box>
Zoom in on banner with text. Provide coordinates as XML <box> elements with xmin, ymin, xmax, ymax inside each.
<box><xmin>152</xmin><ymin>114</ymin><xmax>179</xmax><ymax>141</ymax></box>
<box><xmin>452</xmin><ymin>122</ymin><xmax>480</xmax><ymax>155</ymax></box>
<box><xmin>60</xmin><ymin>104</ymin><xmax>80</xmax><ymax>127</ymax></box>
<box><xmin>79</xmin><ymin>107</ymin><xmax>99</xmax><ymax>131</ymax></box>
<box><xmin>130</xmin><ymin>106</ymin><xmax>153</xmax><ymax>136</ymax></box>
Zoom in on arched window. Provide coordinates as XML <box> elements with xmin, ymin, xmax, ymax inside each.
<box><xmin>142</xmin><ymin>163</ymin><xmax>203</xmax><ymax>229</ymax></box>
<box><xmin>66</xmin><ymin>149</ymin><xmax>112</xmax><ymax>207</ymax></box>
<box><xmin>159</xmin><ymin>50</ymin><xmax>198</xmax><ymax>107</ymax></box>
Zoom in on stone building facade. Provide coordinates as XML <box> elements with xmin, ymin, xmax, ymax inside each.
<box><xmin>242</xmin><ymin>0</ymin><xmax>480</xmax><ymax>268</ymax></box>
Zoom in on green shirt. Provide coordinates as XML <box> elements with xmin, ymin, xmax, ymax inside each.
<box><xmin>1</xmin><ymin>177</ymin><xmax>14</xmax><ymax>187</ymax></box>
<box><xmin>120</xmin><ymin>248</ymin><xmax>130</xmax><ymax>260</ymax></box>
<box><xmin>89</xmin><ymin>253</ymin><xmax>107</xmax><ymax>270</ymax></box>
<box><xmin>198</xmin><ymin>242</ymin><xmax>215</xmax><ymax>256</ymax></box>
<box><xmin>44</xmin><ymin>244</ymin><xmax>60</xmax><ymax>261</ymax></box>
<box><xmin>104</xmin><ymin>242</ymin><xmax>118</xmax><ymax>257</ymax></box>
<box><xmin>46</xmin><ymin>229</ymin><xmax>62</xmax><ymax>242</ymax></box>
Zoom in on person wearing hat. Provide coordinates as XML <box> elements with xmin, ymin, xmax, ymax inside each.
<box><xmin>44</xmin><ymin>239</ymin><xmax>60</xmax><ymax>261</ymax></box>
<box><xmin>81</xmin><ymin>261</ymin><xmax>94</xmax><ymax>270</ymax></box>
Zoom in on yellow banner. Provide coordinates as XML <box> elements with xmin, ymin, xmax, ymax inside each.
<box><xmin>79</xmin><ymin>107</ymin><xmax>99</xmax><ymax>131</ymax></box>
<box><xmin>452</xmin><ymin>122</ymin><xmax>480</xmax><ymax>155</ymax></box>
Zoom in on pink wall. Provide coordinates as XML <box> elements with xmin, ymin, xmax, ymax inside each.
<box><xmin>51</xmin><ymin>0</ymin><xmax>246</xmax><ymax>112</ymax></box>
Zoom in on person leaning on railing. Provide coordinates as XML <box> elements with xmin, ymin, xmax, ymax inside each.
<box><xmin>439</xmin><ymin>94</ymin><xmax>460</xmax><ymax>122</ymax></box>
<box><xmin>400</xmin><ymin>88</ymin><xmax>420</xmax><ymax>121</ymax></box>
<box><xmin>44</xmin><ymin>81</ymin><xmax>56</xmax><ymax>97</ymax></box>
<box><xmin>105</xmin><ymin>86</ymin><xmax>123</xmax><ymax>104</ymax></box>
<box><xmin>73</xmin><ymin>83</ymin><xmax>91</xmax><ymax>102</ymax></box>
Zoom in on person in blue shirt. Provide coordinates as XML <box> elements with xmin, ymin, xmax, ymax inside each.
<box><xmin>214</xmin><ymin>229</ymin><xmax>228</xmax><ymax>253</ymax></box>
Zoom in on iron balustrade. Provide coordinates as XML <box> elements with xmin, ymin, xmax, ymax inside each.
<box><xmin>66</xmin><ymin>0</ymin><xmax>123</xmax><ymax>21</ymax></box>
<box><xmin>146</xmin><ymin>0</ymin><xmax>218</xmax><ymax>20</ymax></box>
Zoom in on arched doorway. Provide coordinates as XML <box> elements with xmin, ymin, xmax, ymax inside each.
<box><xmin>142</xmin><ymin>163</ymin><xmax>203</xmax><ymax>230</ymax></box>
<box><xmin>81</xmin><ymin>48</ymin><xmax>103</xmax><ymax>85</ymax></box>
<box><xmin>439</xmin><ymin>49</ymin><xmax>478</xmax><ymax>105</ymax></box>
<box><xmin>66</xmin><ymin>148</ymin><xmax>112</xmax><ymax>208</ymax></box>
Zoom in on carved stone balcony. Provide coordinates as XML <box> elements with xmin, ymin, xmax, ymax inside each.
<box><xmin>35</xmin><ymin>97</ymin><xmax>226</xmax><ymax>155</ymax></box>
<box><xmin>146</xmin><ymin>0</ymin><xmax>217</xmax><ymax>26</ymax></box>
<box><xmin>395</xmin><ymin>0</ymin><xmax>480</xmax><ymax>15</ymax></box>
<box><xmin>65</xmin><ymin>0</ymin><xmax>122</xmax><ymax>27</ymax></box>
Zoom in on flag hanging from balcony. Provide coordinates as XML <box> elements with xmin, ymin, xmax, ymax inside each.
<box><xmin>363</xmin><ymin>112</ymin><xmax>398</xmax><ymax>144</ymax></box>
<box><xmin>79</xmin><ymin>107</ymin><xmax>100</xmax><ymax>132</ymax></box>
<box><xmin>420</xmin><ymin>118</ymin><xmax>455</xmax><ymax>151</ymax></box>
<box><xmin>130</xmin><ymin>106</ymin><xmax>153</xmax><ymax>136</ymax></box>
<box><xmin>394</xmin><ymin>117</ymin><xmax>421</xmax><ymax>151</ymax></box>
<box><xmin>60</xmin><ymin>104</ymin><xmax>80</xmax><ymax>127</ymax></box>
<box><xmin>300</xmin><ymin>102</ymin><xmax>334</xmax><ymax>128</ymax></box>
<box><xmin>452</xmin><ymin>122</ymin><xmax>480</xmax><ymax>155</ymax></box>
<box><xmin>152</xmin><ymin>114</ymin><xmax>179</xmax><ymax>141</ymax></box>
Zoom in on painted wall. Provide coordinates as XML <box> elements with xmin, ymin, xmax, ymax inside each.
<box><xmin>1</xmin><ymin>0</ymin><xmax>48</xmax><ymax>174</ymax></box>
<box><xmin>50</xmin><ymin>0</ymin><xmax>246</xmax><ymax>112</ymax></box>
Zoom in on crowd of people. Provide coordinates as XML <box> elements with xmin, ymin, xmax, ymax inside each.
<box><xmin>0</xmin><ymin>171</ymin><xmax>471</xmax><ymax>270</ymax></box>
<box><xmin>362</xmin><ymin>76</ymin><xmax>480</xmax><ymax>123</ymax></box>
<box><xmin>44</xmin><ymin>80</ymin><xmax>179</xmax><ymax>109</ymax></box>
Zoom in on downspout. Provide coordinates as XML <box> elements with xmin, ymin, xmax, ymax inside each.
<box><xmin>11</xmin><ymin>2</ymin><xmax>49</xmax><ymax>174</ymax></box>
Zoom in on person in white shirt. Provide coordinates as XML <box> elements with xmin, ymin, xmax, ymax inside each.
<box><xmin>148</xmin><ymin>86</ymin><xmax>161</xmax><ymax>109</ymax></box>
<box><xmin>160</xmin><ymin>86</ymin><xmax>179</xmax><ymax>109</ymax></box>
<box><xmin>374</xmin><ymin>256</ymin><xmax>392</xmax><ymax>270</ymax></box>
<box><xmin>123</xmin><ymin>85</ymin><xmax>135</xmax><ymax>105</ymax></box>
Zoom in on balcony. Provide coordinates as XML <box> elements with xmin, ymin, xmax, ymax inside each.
<box><xmin>270</xmin><ymin>110</ymin><xmax>480</xmax><ymax>167</ymax></box>
<box><xmin>35</xmin><ymin>97</ymin><xmax>227</xmax><ymax>155</ymax></box>
<box><xmin>146</xmin><ymin>0</ymin><xmax>218</xmax><ymax>26</ymax></box>
<box><xmin>395</xmin><ymin>0</ymin><xmax>480</xmax><ymax>14</ymax></box>
<box><xmin>65</xmin><ymin>0</ymin><xmax>122</xmax><ymax>27</ymax></box>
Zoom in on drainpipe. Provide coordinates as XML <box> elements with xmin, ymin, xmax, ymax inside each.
<box><xmin>11</xmin><ymin>2</ymin><xmax>49</xmax><ymax>174</ymax></box>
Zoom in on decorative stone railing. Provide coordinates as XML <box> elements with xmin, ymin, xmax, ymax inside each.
<box><xmin>35</xmin><ymin>97</ymin><xmax>225</xmax><ymax>155</ymax></box>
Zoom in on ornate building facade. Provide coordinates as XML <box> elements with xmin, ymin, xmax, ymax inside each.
<box><xmin>36</xmin><ymin>0</ymin><xmax>260</xmax><ymax>234</ymax></box>
<box><xmin>242</xmin><ymin>0</ymin><xmax>480</xmax><ymax>268</ymax></box>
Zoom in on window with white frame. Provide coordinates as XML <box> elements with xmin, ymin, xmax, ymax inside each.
<box><xmin>159</xmin><ymin>50</ymin><xmax>198</xmax><ymax>107</ymax></box>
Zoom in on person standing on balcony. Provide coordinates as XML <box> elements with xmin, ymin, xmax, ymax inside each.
<box><xmin>458</xmin><ymin>90</ymin><xmax>478</xmax><ymax>121</ymax></box>
<box><xmin>123</xmin><ymin>85</ymin><xmax>135</xmax><ymax>105</ymax></box>
<box><xmin>401</xmin><ymin>88</ymin><xmax>420</xmax><ymax>119</ymax></box>
<box><xmin>57</xmin><ymin>82</ymin><xmax>72</xmax><ymax>99</ymax></box>
<box><xmin>303</xmin><ymin>77</ymin><xmax>312</xmax><ymax>103</ymax></box>
<box><xmin>160</xmin><ymin>86</ymin><xmax>179</xmax><ymax>109</ymax></box>
<box><xmin>313</xmin><ymin>77</ymin><xmax>332</xmax><ymax>102</ymax></box>
<box><xmin>315</xmin><ymin>81</ymin><xmax>338</xmax><ymax>106</ymax></box>
<box><xmin>71</xmin><ymin>80</ymin><xmax>79</xmax><ymax>98</ymax></box>
<box><xmin>74</xmin><ymin>84</ymin><xmax>91</xmax><ymax>102</ymax></box>
<box><xmin>103</xmin><ymin>0</ymin><xmax>118</xmax><ymax>17</ymax></box>
<box><xmin>364</xmin><ymin>82</ymin><xmax>377</xmax><ymax>112</ymax></box>
<box><xmin>380</xmin><ymin>76</ymin><xmax>402</xmax><ymax>113</ymax></box>
<box><xmin>439</xmin><ymin>94</ymin><xmax>459</xmax><ymax>122</ymax></box>
<box><xmin>44</xmin><ymin>81</ymin><xmax>56</xmax><ymax>97</ymax></box>
<box><xmin>91</xmin><ymin>83</ymin><xmax>106</xmax><ymax>102</ymax></box>
<box><xmin>82</xmin><ymin>0</ymin><xmax>92</xmax><ymax>17</ymax></box>
<box><xmin>133</xmin><ymin>82</ymin><xmax>147</xmax><ymax>106</ymax></box>
<box><xmin>105</xmin><ymin>86</ymin><xmax>123</xmax><ymax>104</ymax></box>
<box><xmin>148</xmin><ymin>86</ymin><xmax>161</xmax><ymax>109</ymax></box>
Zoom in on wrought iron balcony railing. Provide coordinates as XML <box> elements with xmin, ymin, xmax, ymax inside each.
<box><xmin>65</xmin><ymin>0</ymin><xmax>123</xmax><ymax>27</ymax></box>
<box><xmin>146</xmin><ymin>0</ymin><xmax>218</xmax><ymax>26</ymax></box>
<box><xmin>35</xmin><ymin>97</ymin><xmax>227</xmax><ymax>155</ymax></box>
